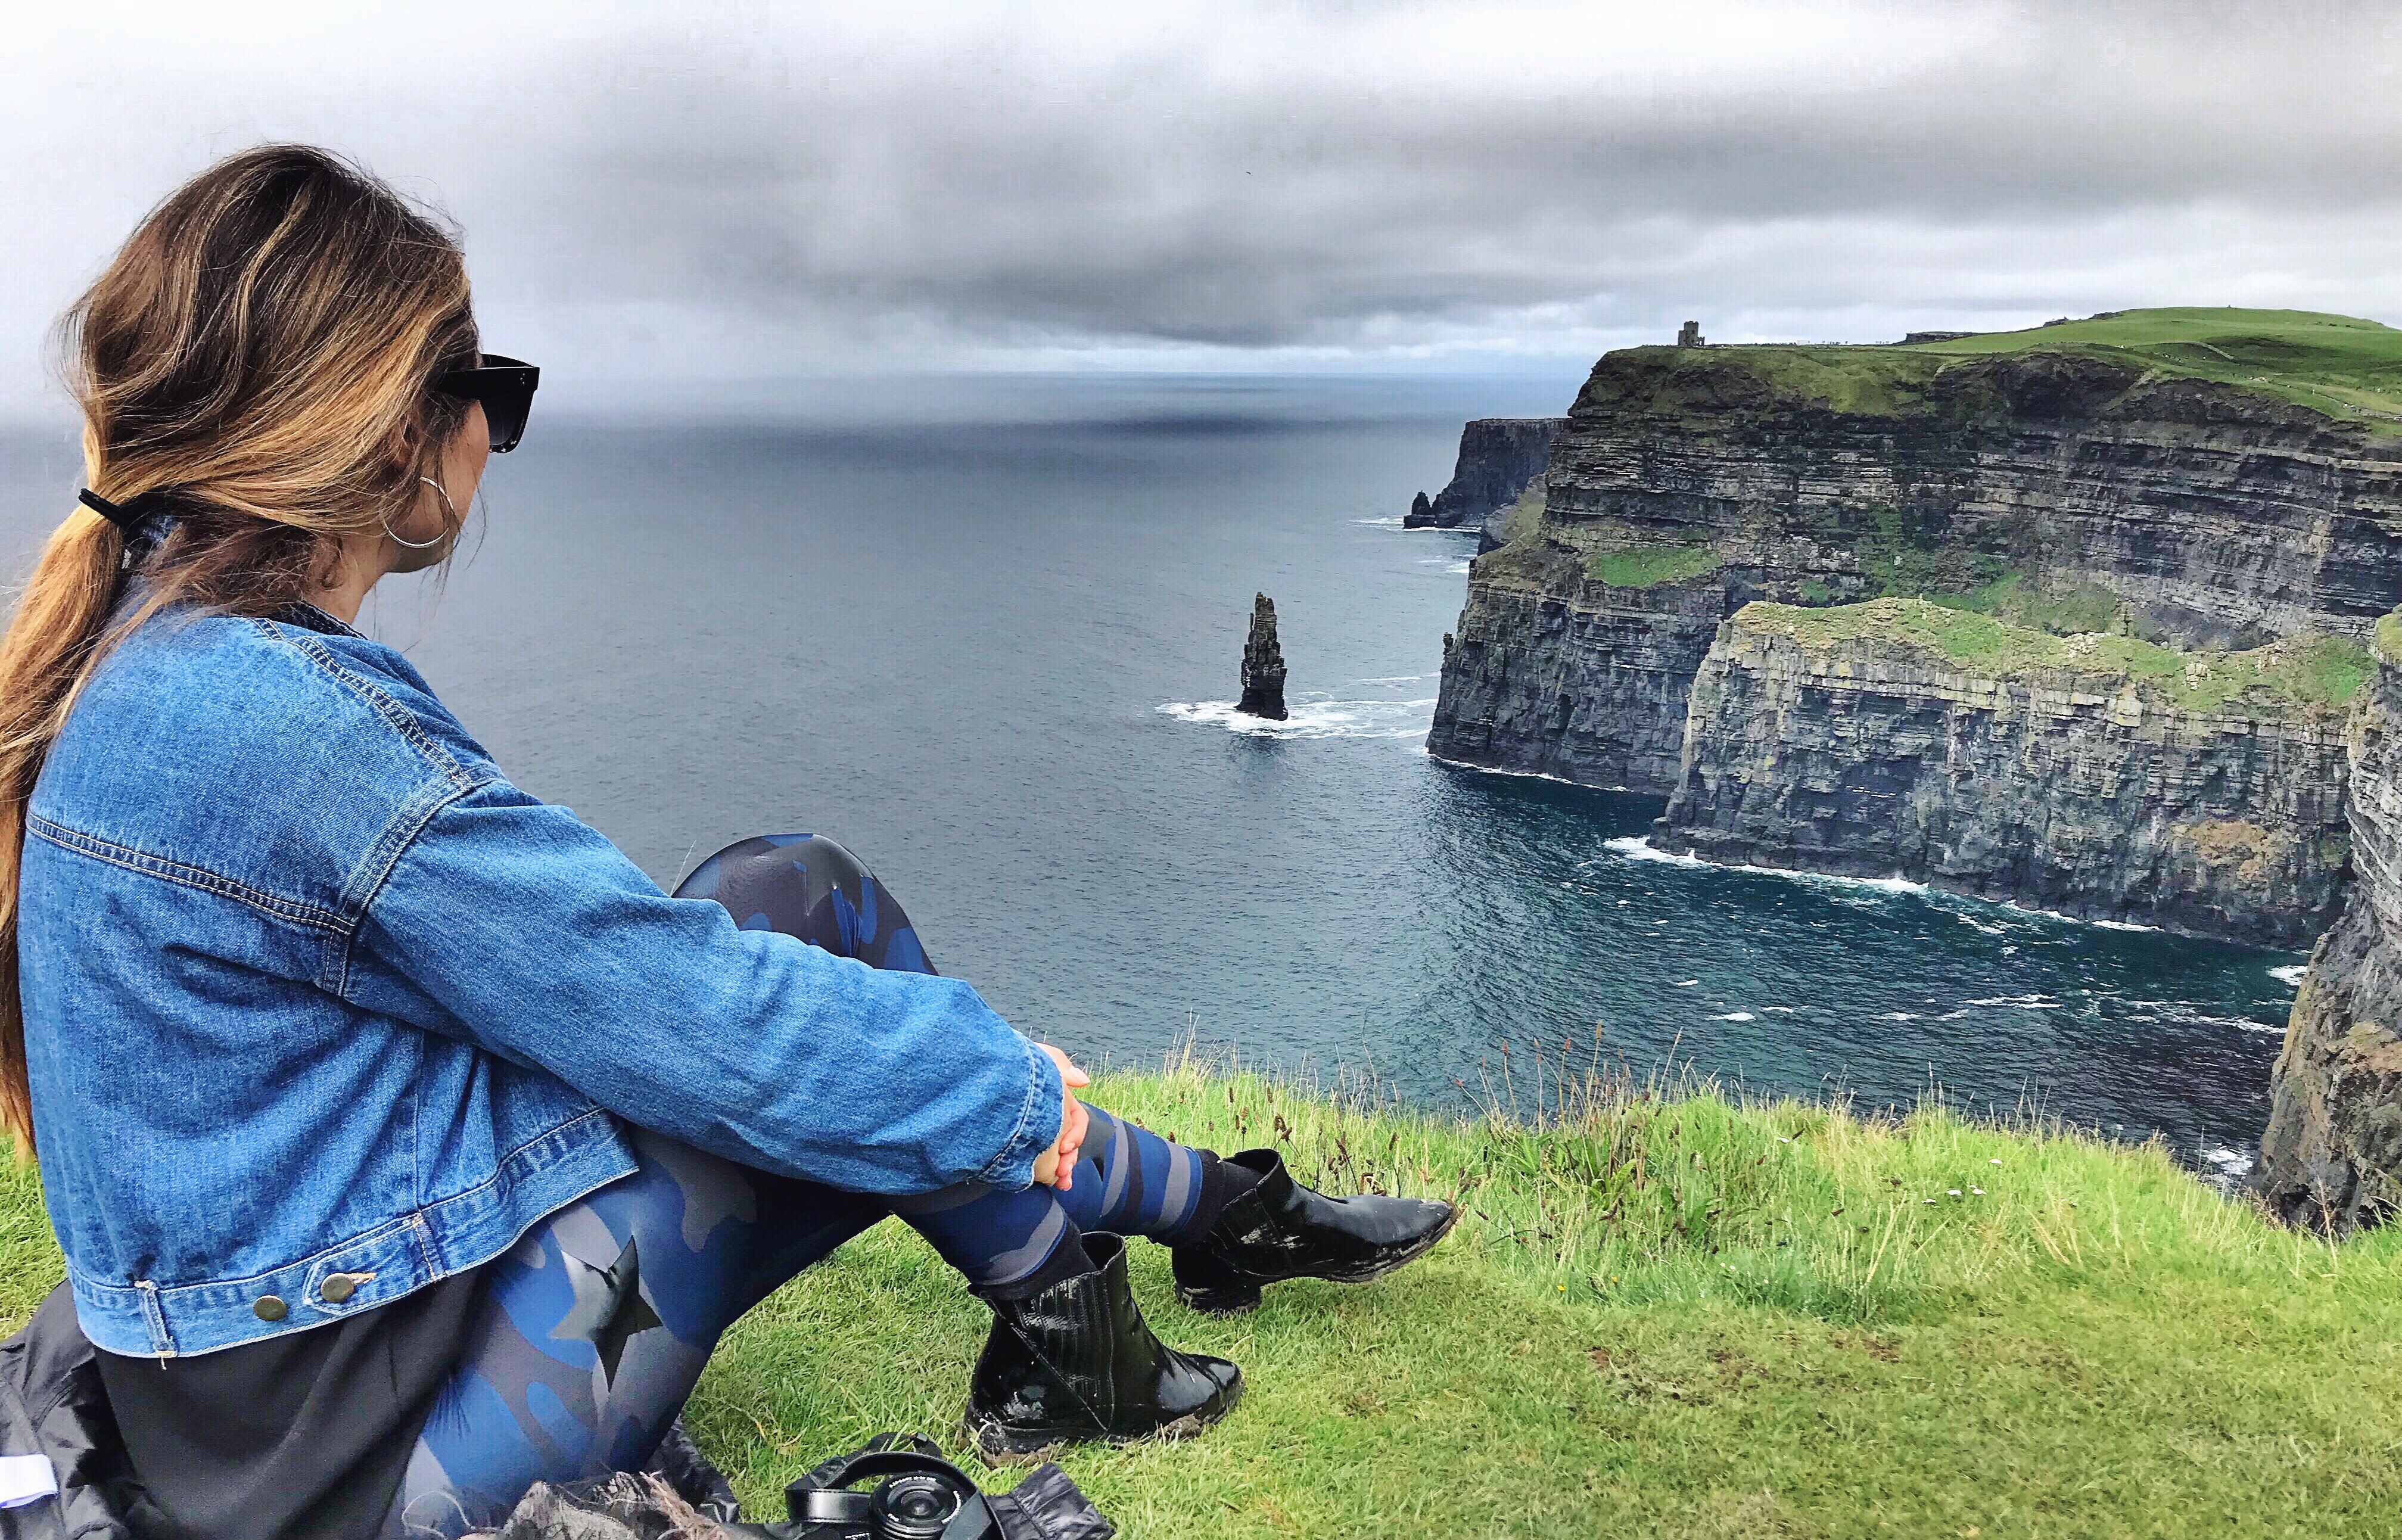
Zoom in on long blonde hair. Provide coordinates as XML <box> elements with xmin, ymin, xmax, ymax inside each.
<box><xmin>0</xmin><ymin>145</ymin><xmax>480</xmax><ymax>1155</ymax></box>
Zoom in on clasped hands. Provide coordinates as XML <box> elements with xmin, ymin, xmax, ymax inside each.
<box><xmin>1029</xmin><ymin>1043</ymin><xmax>1090</xmax><ymax>1190</ymax></box>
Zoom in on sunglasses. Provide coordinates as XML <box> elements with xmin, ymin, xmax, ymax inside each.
<box><xmin>433</xmin><ymin>354</ymin><xmax>540</xmax><ymax>453</ymax></box>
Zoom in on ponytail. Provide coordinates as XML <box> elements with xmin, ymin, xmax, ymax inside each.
<box><xmin>0</xmin><ymin>506</ymin><xmax>129</xmax><ymax>1154</ymax></box>
<box><xmin>0</xmin><ymin>145</ymin><xmax>477</xmax><ymax>1158</ymax></box>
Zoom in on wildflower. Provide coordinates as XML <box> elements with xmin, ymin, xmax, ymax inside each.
<box><xmin>1989</xmin><ymin>1158</ymin><xmax>2002</xmax><ymax>1166</ymax></box>
<box><xmin>1971</xmin><ymin>1187</ymin><xmax>1985</xmax><ymax>1196</ymax></box>
<box><xmin>1948</xmin><ymin>1189</ymin><xmax>1961</xmax><ymax>1197</ymax></box>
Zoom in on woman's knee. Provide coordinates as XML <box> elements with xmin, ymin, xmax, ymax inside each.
<box><xmin>673</xmin><ymin>833</ymin><xmax>934</xmax><ymax>972</ymax></box>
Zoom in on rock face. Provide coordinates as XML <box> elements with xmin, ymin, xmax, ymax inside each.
<box><xmin>1654</xmin><ymin>601</ymin><xmax>2354</xmax><ymax>945</ymax></box>
<box><xmin>2260</xmin><ymin>615</ymin><xmax>2402</xmax><ymax>1227</ymax></box>
<box><xmin>1429</xmin><ymin>342</ymin><xmax>2402</xmax><ymax>936</ymax></box>
<box><xmin>1403</xmin><ymin>418</ymin><xmax>1566</xmax><ymax>529</ymax></box>
<box><xmin>1238</xmin><ymin>593</ymin><xmax>1288</xmax><ymax>720</ymax></box>
<box><xmin>1433</xmin><ymin>347</ymin><xmax>2402</xmax><ymax>793</ymax></box>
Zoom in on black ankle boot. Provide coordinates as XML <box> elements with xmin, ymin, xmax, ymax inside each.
<box><xmin>964</xmin><ymin>1233</ymin><xmax>1242</xmax><ymax>1464</ymax></box>
<box><xmin>1171</xmin><ymin>1149</ymin><xmax>1458</xmax><ymax>1314</ymax></box>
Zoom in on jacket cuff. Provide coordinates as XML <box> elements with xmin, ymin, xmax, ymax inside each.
<box><xmin>975</xmin><ymin>1035</ymin><xmax>1065</xmax><ymax>1190</ymax></box>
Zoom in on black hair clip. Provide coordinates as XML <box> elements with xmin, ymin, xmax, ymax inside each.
<box><xmin>79</xmin><ymin>488</ymin><xmax>163</xmax><ymax>534</ymax></box>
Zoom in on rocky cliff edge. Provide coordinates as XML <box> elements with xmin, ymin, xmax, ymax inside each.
<box><xmin>2258</xmin><ymin>611</ymin><xmax>2402</xmax><ymax>1227</ymax></box>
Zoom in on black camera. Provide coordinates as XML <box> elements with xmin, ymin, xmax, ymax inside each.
<box><xmin>770</xmin><ymin>1435</ymin><xmax>1112</xmax><ymax>1540</ymax></box>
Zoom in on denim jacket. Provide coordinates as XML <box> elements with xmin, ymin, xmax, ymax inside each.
<box><xmin>17</xmin><ymin>603</ymin><xmax>1062</xmax><ymax>1358</ymax></box>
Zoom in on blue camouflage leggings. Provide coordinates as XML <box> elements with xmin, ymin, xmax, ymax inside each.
<box><xmin>384</xmin><ymin>835</ymin><xmax>1212</xmax><ymax>1537</ymax></box>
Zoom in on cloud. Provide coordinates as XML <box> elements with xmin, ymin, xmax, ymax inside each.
<box><xmin>3</xmin><ymin>0</ymin><xmax>2399</xmax><ymax>412</ymax></box>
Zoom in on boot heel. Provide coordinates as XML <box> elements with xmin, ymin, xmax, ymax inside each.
<box><xmin>1170</xmin><ymin>1242</ymin><xmax>1262</xmax><ymax>1315</ymax></box>
<box><xmin>961</xmin><ymin>1409</ymin><xmax>1069</xmax><ymax>1467</ymax></box>
<box><xmin>1175</xmin><ymin>1278</ymin><xmax>1262</xmax><ymax>1315</ymax></box>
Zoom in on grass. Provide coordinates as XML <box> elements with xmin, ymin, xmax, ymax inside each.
<box><xmin>2376</xmin><ymin>609</ymin><xmax>2402</xmax><ymax>669</ymax></box>
<box><xmin>696</xmin><ymin>1054</ymin><xmax>2402</xmax><ymax>1538</ymax></box>
<box><xmin>1899</xmin><ymin>307</ymin><xmax>2402</xmax><ymax>423</ymax></box>
<box><xmin>1737</xmin><ymin>598</ymin><xmax>2372</xmax><ymax>715</ymax></box>
<box><xmin>1586</xmin><ymin>543</ymin><xmax>1722</xmax><ymax>590</ymax></box>
<box><xmin>1594</xmin><ymin>307</ymin><xmax>2402</xmax><ymax>427</ymax></box>
<box><xmin>1929</xmin><ymin>572</ymin><xmax>2124</xmax><ymax>637</ymax></box>
<box><xmin>1495</xmin><ymin>480</ymin><xmax>1545</xmax><ymax>548</ymax></box>
<box><xmin>1845</xmin><ymin>505</ymin><xmax>2012</xmax><ymax>603</ymax></box>
<box><xmin>10</xmin><ymin>1050</ymin><xmax>2402</xmax><ymax>1536</ymax></box>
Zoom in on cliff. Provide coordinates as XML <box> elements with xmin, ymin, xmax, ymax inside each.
<box><xmin>1437</xmin><ymin>340</ymin><xmax>2402</xmax><ymax>776</ymax></box>
<box><xmin>1430</xmin><ymin>311</ymin><xmax>2402</xmax><ymax>935</ymax></box>
<box><xmin>1404</xmin><ymin>418</ymin><xmax>1564</xmax><ymax>529</ymax></box>
<box><xmin>1653</xmin><ymin>599</ymin><xmax>2359</xmax><ymax>945</ymax></box>
<box><xmin>2258</xmin><ymin>613</ymin><xmax>2402</xmax><ymax>1227</ymax></box>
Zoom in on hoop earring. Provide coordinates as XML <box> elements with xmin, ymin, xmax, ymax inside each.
<box><xmin>387</xmin><ymin>476</ymin><xmax>458</xmax><ymax>551</ymax></box>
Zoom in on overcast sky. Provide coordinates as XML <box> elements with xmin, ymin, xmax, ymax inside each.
<box><xmin>5</xmin><ymin>1</ymin><xmax>2400</xmax><ymax>415</ymax></box>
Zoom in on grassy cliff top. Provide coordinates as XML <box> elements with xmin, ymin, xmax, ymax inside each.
<box><xmin>1591</xmin><ymin>307</ymin><xmax>2402</xmax><ymax>425</ymax></box>
<box><xmin>1734</xmin><ymin>597</ymin><xmax>2372</xmax><ymax>714</ymax></box>
<box><xmin>1902</xmin><ymin>307</ymin><xmax>2402</xmax><ymax>421</ymax></box>
<box><xmin>11</xmin><ymin>1059</ymin><xmax>2400</xmax><ymax>1535</ymax></box>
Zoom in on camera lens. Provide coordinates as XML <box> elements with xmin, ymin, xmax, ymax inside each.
<box><xmin>869</xmin><ymin>1471</ymin><xmax>965</xmax><ymax>1540</ymax></box>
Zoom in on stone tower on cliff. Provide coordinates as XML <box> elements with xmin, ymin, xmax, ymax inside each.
<box><xmin>1237</xmin><ymin>594</ymin><xmax>1288</xmax><ymax>720</ymax></box>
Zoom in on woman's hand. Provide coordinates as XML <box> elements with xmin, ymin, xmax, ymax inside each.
<box><xmin>1029</xmin><ymin>1043</ymin><xmax>1090</xmax><ymax>1190</ymax></box>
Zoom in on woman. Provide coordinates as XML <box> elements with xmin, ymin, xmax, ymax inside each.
<box><xmin>0</xmin><ymin>146</ymin><xmax>1455</xmax><ymax>1538</ymax></box>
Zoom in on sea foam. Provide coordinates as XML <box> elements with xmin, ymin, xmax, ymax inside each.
<box><xmin>1158</xmin><ymin>696</ymin><xmax>1436</xmax><ymax>741</ymax></box>
<box><xmin>1603</xmin><ymin>836</ymin><xmax>1928</xmax><ymax>895</ymax></box>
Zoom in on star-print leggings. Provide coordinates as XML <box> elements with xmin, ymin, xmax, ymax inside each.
<box><xmin>384</xmin><ymin>835</ymin><xmax>1214</xmax><ymax>1537</ymax></box>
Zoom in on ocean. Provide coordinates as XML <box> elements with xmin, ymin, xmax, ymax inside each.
<box><xmin>0</xmin><ymin>375</ymin><xmax>2304</xmax><ymax>1176</ymax></box>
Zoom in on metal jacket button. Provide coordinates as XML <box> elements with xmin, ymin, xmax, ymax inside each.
<box><xmin>253</xmin><ymin>1295</ymin><xmax>287</xmax><ymax>1322</ymax></box>
<box><xmin>319</xmin><ymin>1273</ymin><xmax>361</xmax><ymax>1304</ymax></box>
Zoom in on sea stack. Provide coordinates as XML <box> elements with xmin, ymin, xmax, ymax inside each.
<box><xmin>1237</xmin><ymin>593</ymin><xmax>1289</xmax><ymax>720</ymax></box>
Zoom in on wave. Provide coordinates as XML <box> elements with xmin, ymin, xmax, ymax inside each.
<box><xmin>1962</xmin><ymin>995</ymin><xmax>2061</xmax><ymax>1010</ymax></box>
<box><xmin>1602</xmin><ymin>838</ymin><xmax>1930</xmax><ymax>895</ymax></box>
<box><xmin>1417</xmin><ymin>556</ymin><xmax>1473</xmax><ymax>574</ymax></box>
<box><xmin>1595</xmin><ymin>837</ymin><xmax>2216</xmax><ymax>938</ymax></box>
<box><xmin>1606</xmin><ymin>838</ymin><xmax>1708</xmax><ymax>869</ymax></box>
<box><xmin>1156</xmin><ymin>697</ymin><xmax>1436</xmax><ymax>740</ymax></box>
<box><xmin>2269</xmin><ymin>964</ymin><xmax>2308</xmax><ymax>988</ymax></box>
<box><xmin>1711</xmin><ymin>1012</ymin><xmax>1756</xmax><ymax>1022</ymax></box>
<box><xmin>1351</xmin><ymin>516</ymin><xmax>1408</xmax><ymax>527</ymax></box>
<box><xmin>1426</xmin><ymin>754</ymin><xmax>1632</xmax><ymax>791</ymax></box>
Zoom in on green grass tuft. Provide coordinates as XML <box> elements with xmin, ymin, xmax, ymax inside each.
<box><xmin>1496</xmin><ymin>480</ymin><xmax>1546</xmax><ymax>548</ymax></box>
<box><xmin>1739</xmin><ymin>598</ymin><xmax>2371</xmax><ymax>714</ymax></box>
<box><xmin>1586</xmin><ymin>544</ymin><xmax>1721</xmax><ymax>589</ymax></box>
<box><xmin>2375</xmin><ymin>609</ymin><xmax>2402</xmax><ymax>669</ymax></box>
<box><xmin>11</xmin><ymin>1056</ymin><xmax>2402</xmax><ymax>1535</ymax></box>
<box><xmin>1928</xmin><ymin>571</ymin><xmax>2124</xmax><ymax>636</ymax></box>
